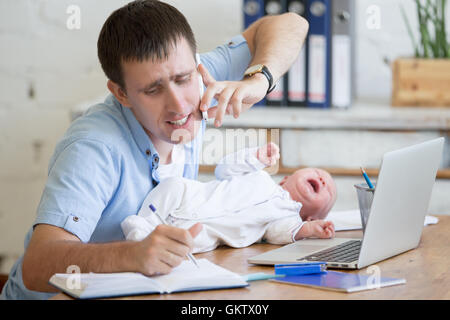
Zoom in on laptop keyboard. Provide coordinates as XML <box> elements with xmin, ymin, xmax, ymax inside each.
<box><xmin>301</xmin><ymin>240</ymin><xmax>362</xmax><ymax>263</ymax></box>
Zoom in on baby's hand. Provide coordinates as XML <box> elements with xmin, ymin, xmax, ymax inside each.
<box><xmin>257</xmin><ymin>142</ymin><xmax>280</xmax><ymax>167</ymax></box>
<box><xmin>295</xmin><ymin>220</ymin><xmax>335</xmax><ymax>240</ymax></box>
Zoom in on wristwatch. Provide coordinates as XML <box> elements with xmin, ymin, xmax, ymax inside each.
<box><xmin>244</xmin><ymin>64</ymin><xmax>275</xmax><ymax>94</ymax></box>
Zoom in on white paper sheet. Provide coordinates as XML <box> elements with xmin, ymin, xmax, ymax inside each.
<box><xmin>328</xmin><ymin>209</ymin><xmax>439</xmax><ymax>232</ymax></box>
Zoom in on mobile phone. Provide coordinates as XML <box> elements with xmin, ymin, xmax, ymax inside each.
<box><xmin>196</xmin><ymin>53</ymin><xmax>208</xmax><ymax>122</ymax></box>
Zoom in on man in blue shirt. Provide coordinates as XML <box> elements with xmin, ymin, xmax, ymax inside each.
<box><xmin>1</xmin><ymin>0</ymin><xmax>308</xmax><ymax>299</ymax></box>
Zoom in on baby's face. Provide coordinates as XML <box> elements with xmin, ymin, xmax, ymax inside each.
<box><xmin>279</xmin><ymin>168</ymin><xmax>337</xmax><ymax>220</ymax></box>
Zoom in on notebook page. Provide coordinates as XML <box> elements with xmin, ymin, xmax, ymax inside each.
<box><xmin>152</xmin><ymin>258</ymin><xmax>247</xmax><ymax>293</ymax></box>
<box><xmin>51</xmin><ymin>272</ymin><xmax>164</xmax><ymax>299</ymax></box>
<box><xmin>327</xmin><ymin>210</ymin><xmax>362</xmax><ymax>231</ymax></box>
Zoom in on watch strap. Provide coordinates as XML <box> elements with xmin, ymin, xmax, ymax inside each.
<box><xmin>260</xmin><ymin>65</ymin><xmax>275</xmax><ymax>94</ymax></box>
<box><xmin>245</xmin><ymin>65</ymin><xmax>275</xmax><ymax>94</ymax></box>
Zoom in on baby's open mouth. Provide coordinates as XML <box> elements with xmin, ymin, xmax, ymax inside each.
<box><xmin>307</xmin><ymin>179</ymin><xmax>320</xmax><ymax>193</ymax></box>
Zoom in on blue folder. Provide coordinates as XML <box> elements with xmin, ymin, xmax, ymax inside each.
<box><xmin>306</xmin><ymin>0</ymin><xmax>332</xmax><ymax>108</ymax></box>
<box><xmin>271</xmin><ymin>271</ymin><xmax>406</xmax><ymax>293</ymax></box>
<box><xmin>243</xmin><ymin>0</ymin><xmax>265</xmax><ymax>27</ymax></box>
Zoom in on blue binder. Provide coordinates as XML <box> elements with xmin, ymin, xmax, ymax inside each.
<box><xmin>243</xmin><ymin>0</ymin><xmax>267</xmax><ymax>107</ymax></box>
<box><xmin>306</xmin><ymin>0</ymin><xmax>332</xmax><ymax>108</ymax></box>
<box><xmin>243</xmin><ymin>0</ymin><xmax>265</xmax><ymax>27</ymax></box>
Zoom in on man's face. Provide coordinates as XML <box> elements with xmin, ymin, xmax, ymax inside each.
<box><xmin>120</xmin><ymin>37</ymin><xmax>202</xmax><ymax>150</ymax></box>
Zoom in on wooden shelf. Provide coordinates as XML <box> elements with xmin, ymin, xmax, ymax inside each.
<box><xmin>216</xmin><ymin>100</ymin><xmax>450</xmax><ymax>131</ymax></box>
<box><xmin>199</xmin><ymin>165</ymin><xmax>450</xmax><ymax>179</ymax></box>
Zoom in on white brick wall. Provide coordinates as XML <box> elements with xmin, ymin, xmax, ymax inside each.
<box><xmin>0</xmin><ymin>0</ymin><xmax>449</xmax><ymax>267</ymax></box>
<box><xmin>355</xmin><ymin>0</ymin><xmax>450</xmax><ymax>99</ymax></box>
<box><xmin>281</xmin><ymin>130</ymin><xmax>442</xmax><ymax>168</ymax></box>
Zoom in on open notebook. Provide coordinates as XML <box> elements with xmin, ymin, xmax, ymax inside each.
<box><xmin>49</xmin><ymin>259</ymin><xmax>248</xmax><ymax>299</ymax></box>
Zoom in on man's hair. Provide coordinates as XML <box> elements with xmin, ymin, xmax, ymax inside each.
<box><xmin>97</xmin><ymin>0</ymin><xmax>197</xmax><ymax>89</ymax></box>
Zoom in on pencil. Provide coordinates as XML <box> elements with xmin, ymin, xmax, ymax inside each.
<box><xmin>149</xmin><ymin>204</ymin><xmax>200</xmax><ymax>268</ymax></box>
<box><xmin>360</xmin><ymin>167</ymin><xmax>374</xmax><ymax>189</ymax></box>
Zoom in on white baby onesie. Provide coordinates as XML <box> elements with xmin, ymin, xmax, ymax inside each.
<box><xmin>121</xmin><ymin>147</ymin><xmax>305</xmax><ymax>253</ymax></box>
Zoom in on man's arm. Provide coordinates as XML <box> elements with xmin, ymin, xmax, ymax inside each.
<box><xmin>199</xmin><ymin>13</ymin><xmax>308</xmax><ymax>126</ymax></box>
<box><xmin>22</xmin><ymin>223</ymin><xmax>202</xmax><ymax>292</ymax></box>
<box><xmin>243</xmin><ymin>12</ymin><xmax>309</xmax><ymax>88</ymax></box>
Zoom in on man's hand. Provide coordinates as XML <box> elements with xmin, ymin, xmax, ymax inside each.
<box><xmin>21</xmin><ymin>223</ymin><xmax>203</xmax><ymax>292</ymax></box>
<box><xmin>198</xmin><ymin>64</ymin><xmax>268</xmax><ymax>127</ymax></box>
<box><xmin>133</xmin><ymin>223</ymin><xmax>203</xmax><ymax>276</ymax></box>
<box><xmin>295</xmin><ymin>220</ymin><xmax>335</xmax><ymax>240</ymax></box>
<box><xmin>257</xmin><ymin>142</ymin><xmax>280</xmax><ymax>167</ymax></box>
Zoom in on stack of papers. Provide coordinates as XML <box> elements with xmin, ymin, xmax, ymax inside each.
<box><xmin>328</xmin><ymin>209</ymin><xmax>439</xmax><ymax>232</ymax></box>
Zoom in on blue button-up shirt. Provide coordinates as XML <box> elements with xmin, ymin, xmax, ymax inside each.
<box><xmin>1</xmin><ymin>34</ymin><xmax>251</xmax><ymax>300</ymax></box>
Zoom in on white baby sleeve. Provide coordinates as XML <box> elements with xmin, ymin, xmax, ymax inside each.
<box><xmin>137</xmin><ymin>177</ymin><xmax>186</xmax><ymax>219</ymax></box>
<box><xmin>121</xmin><ymin>177</ymin><xmax>187</xmax><ymax>241</ymax></box>
<box><xmin>214</xmin><ymin>147</ymin><xmax>266</xmax><ymax>180</ymax></box>
<box><xmin>121</xmin><ymin>215</ymin><xmax>156</xmax><ymax>241</ymax></box>
<box><xmin>263</xmin><ymin>216</ymin><xmax>306</xmax><ymax>245</ymax></box>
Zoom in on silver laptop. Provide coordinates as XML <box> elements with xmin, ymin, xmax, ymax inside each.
<box><xmin>248</xmin><ymin>137</ymin><xmax>444</xmax><ymax>269</ymax></box>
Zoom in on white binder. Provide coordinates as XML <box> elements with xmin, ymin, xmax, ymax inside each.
<box><xmin>331</xmin><ymin>0</ymin><xmax>355</xmax><ymax>108</ymax></box>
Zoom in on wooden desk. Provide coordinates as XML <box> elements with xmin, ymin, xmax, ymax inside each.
<box><xmin>52</xmin><ymin>216</ymin><xmax>449</xmax><ymax>300</ymax></box>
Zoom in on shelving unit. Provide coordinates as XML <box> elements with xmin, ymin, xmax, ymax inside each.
<box><xmin>199</xmin><ymin>100</ymin><xmax>450</xmax><ymax>179</ymax></box>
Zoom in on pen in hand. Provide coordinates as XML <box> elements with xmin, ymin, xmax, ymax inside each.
<box><xmin>149</xmin><ymin>204</ymin><xmax>200</xmax><ymax>269</ymax></box>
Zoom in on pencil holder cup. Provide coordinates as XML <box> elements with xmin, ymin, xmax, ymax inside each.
<box><xmin>354</xmin><ymin>183</ymin><xmax>376</xmax><ymax>232</ymax></box>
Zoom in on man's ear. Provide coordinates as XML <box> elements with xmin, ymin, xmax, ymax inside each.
<box><xmin>107</xmin><ymin>80</ymin><xmax>131</xmax><ymax>108</ymax></box>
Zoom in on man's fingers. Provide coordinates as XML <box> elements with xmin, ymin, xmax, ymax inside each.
<box><xmin>189</xmin><ymin>223</ymin><xmax>203</xmax><ymax>238</ymax></box>
<box><xmin>198</xmin><ymin>63</ymin><xmax>215</xmax><ymax>87</ymax></box>
<box><xmin>214</xmin><ymin>87</ymin><xmax>235</xmax><ymax>127</ymax></box>
<box><xmin>198</xmin><ymin>64</ymin><xmax>218</xmax><ymax>112</ymax></box>
<box><xmin>205</xmin><ymin>102</ymin><xmax>253</xmax><ymax>127</ymax></box>
<box><xmin>201</xmin><ymin>82</ymin><xmax>223</xmax><ymax>115</ymax></box>
<box><xmin>206</xmin><ymin>106</ymin><xmax>218</xmax><ymax>119</ymax></box>
<box><xmin>230</xmin><ymin>90</ymin><xmax>243</xmax><ymax>119</ymax></box>
<box><xmin>160</xmin><ymin>250</ymin><xmax>184</xmax><ymax>268</ymax></box>
<box><xmin>149</xmin><ymin>260</ymin><xmax>173</xmax><ymax>275</ymax></box>
<box><xmin>155</xmin><ymin>224</ymin><xmax>194</xmax><ymax>250</ymax></box>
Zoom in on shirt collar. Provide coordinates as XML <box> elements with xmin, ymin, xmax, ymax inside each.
<box><xmin>108</xmin><ymin>94</ymin><xmax>159</xmax><ymax>159</ymax></box>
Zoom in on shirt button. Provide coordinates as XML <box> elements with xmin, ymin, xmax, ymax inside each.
<box><xmin>145</xmin><ymin>149</ymin><xmax>151</xmax><ymax>156</ymax></box>
<box><xmin>73</xmin><ymin>216</ymin><xmax>79</xmax><ymax>222</ymax></box>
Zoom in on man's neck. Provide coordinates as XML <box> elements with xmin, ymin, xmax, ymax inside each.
<box><xmin>143</xmin><ymin>130</ymin><xmax>174</xmax><ymax>165</ymax></box>
<box><xmin>155</xmin><ymin>142</ymin><xmax>174</xmax><ymax>165</ymax></box>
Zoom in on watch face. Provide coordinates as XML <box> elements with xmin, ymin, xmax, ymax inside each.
<box><xmin>246</xmin><ymin>64</ymin><xmax>264</xmax><ymax>75</ymax></box>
